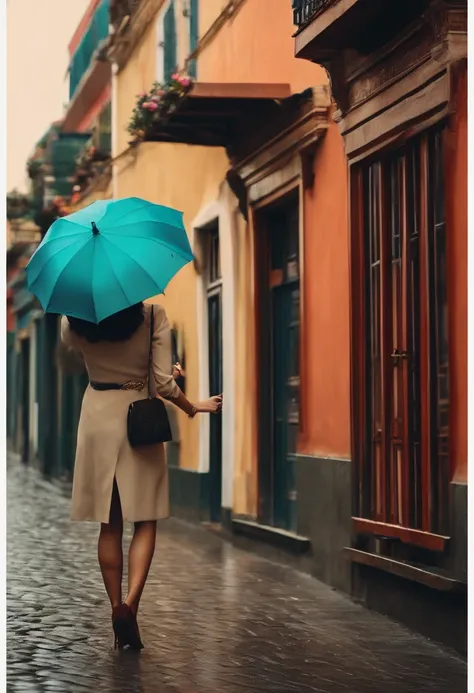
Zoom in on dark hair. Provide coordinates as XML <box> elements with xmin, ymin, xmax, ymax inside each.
<box><xmin>67</xmin><ymin>302</ymin><xmax>145</xmax><ymax>343</ymax></box>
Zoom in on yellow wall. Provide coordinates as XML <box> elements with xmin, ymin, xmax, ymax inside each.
<box><xmin>115</xmin><ymin>141</ymin><xmax>228</xmax><ymax>469</ymax></box>
<box><xmin>115</xmin><ymin>5</ymin><xmax>230</xmax><ymax>469</ymax></box>
<box><xmin>116</xmin><ymin>1</ymin><xmax>194</xmax><ymax>155</ymax></box>
<box><xmin>116</xmin><ymin>19</ymin><xmax>158</xmax><ymax>155</ymax></box>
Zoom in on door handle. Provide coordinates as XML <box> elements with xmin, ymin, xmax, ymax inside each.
<box><xmin>391</xmin><ymin>349</ymin><xmax>409</xmax><ymax>366</ymax></box>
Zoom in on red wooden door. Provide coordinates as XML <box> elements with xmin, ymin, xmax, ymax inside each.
<box><xmin>352</xmin><ymin>127</ymin><xmax>449</xmax><ymax>549</ymax></box>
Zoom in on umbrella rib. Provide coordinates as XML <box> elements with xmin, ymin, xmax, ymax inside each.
<box><xmin>28</xmin><ymin>236</ymin><xmax>87</xmax><ymax>292</ymax></box>
<box><xmin>101</xmin><ymin>201</ymin><xmax>152</xmax><ymax>228</ymax></box>
<box><xmin>96</xmin><ymin>240</ymin><xmax>133</xmax><ymax>310</ymax></box>
<box><xmin>42</xmin><ymin>238</ymin><xmax>94</xmax><ymax>313</ymax></box>
<box><xmin>108</xmin><ymin>213</ymin><xmax>184</xmax><ymax>231</ymax></box>
<box><xmin>53</xmin><ymin>218</ymin><xmax>93</xmax><ymax>232</ymax></box>
<box><xmin>100</xmin><ymin>235</ymin><xmax>165</xmax><ymax>294</ymax></box>
<box><xmin>40</xmin><ymin>230</ymin><xmax>91</xmax><ymax>246</ymax></box>
<box><xmin>104</xmin><ymin>233</ymin><xmax>193</xmax><ymax>260</ymax></box>
<box><xmin>90</xmin><ymin>233</ymin><xmax>98</xmax><ymax>324</ymax></box>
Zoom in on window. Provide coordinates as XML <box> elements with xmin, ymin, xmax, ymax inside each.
<box><xmin>205</xmin><ymin>222</ymin><xmax>223</xmax><ymax>522</ymax></box>
<box><xmin>156</xmin><ymin>1</ymin><xmax>177</xmax><ymax>82</ymax></box>
<box><xmin>188</xmin><ymin>0</ymin><xmax>198</xmax><ymax>78</ymax></box>
<box><xmin>352</xmin><ymin>127</ymin><xmax>449</xmax><ymax>537</ymax></box>
<box><xmin>255</xmin><ymin>195</ymin><xmax>300</xmax><ymax>531</ymax></box>
<box><xmin>208</xmin><ymin>226</ymin><xmax>221</xmax><ymax>284</ymax></box>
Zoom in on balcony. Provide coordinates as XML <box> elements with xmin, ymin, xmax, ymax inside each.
<box><xmin>69</xmin><ymin>0</ymin><xmax>110</xmax><ymax>100</ymax></box>
<box><xmin>50</xmin><ymin>133</ymin><xmax>92</xmax><ymax>198</ymax></box>
<box><xmin>7</xmin><ymin>192</ymin><xmax>31</xmax><ymax>221</ymax></box>
<box><xmin>292</xmin><ymin>0</ymin><xmax>337</xmax><ymax>28</ymax></box>
<box><xmin>293</xmin><ymin>0</ymin><xmax>430</xmax><ymax>63</ymax></box>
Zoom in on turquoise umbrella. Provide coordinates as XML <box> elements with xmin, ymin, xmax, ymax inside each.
<box><xmin>26</xmin><ymin>197</ymin><xmax>194</xmax><ymax>323</ymax></box>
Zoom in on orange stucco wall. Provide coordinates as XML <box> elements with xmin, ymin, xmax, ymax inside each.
<box><xmin>447</xmin><ymin>63</ymin><xmax>467</xmax><ymax>483</ymax></box>
<box><xmin>198</xmin><ymin>0</ymin><xmax>328</xmax><ymax>92</ymax></box>
<box><xmin>199</xmin><ymin>0</ymin><xmax>351</xmax><ymax>464</ymax></box>
<box><xmin>299</xmin><ymin>119</ymin><xmax>351</xmax><ymax>459</ymax></box>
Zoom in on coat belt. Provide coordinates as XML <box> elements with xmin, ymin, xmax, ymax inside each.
<box><xmin>89</xmin><ymin>380</ymin><xmax>146</xmax><ymax>391</ymax></box>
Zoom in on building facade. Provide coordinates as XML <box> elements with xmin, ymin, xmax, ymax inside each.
<box><xmin>293</xmin><ymin>0</ymin><xmax>467</xmax><ymax>653</ymax></box>
<box><xmin>6</xmin><ymin>0</ymin><xmax>466</xmax><ymax>655</ymax></box>
<box><xmin>8</xmin><ymin>0</ymin><xmax>114</xmax><ymax>480</ymax></box>
<box><xmin>110</xmin><ymin>0</ymin><xmax>352</xmax><ymax>590</ymax></box>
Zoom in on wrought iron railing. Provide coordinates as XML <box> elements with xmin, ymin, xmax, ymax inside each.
<box><xmin>292</xmin><ymin>0</ymin><xmax>336</xmax><ymax>27</ymax></box>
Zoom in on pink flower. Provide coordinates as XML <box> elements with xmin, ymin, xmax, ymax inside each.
<box><xmin>148</xmin><ymin>101</ymin><xmax>158</xmax><ymax>111</ymax></box>
<box><xmin>151</xmin><ymin>95</ymin><xmax>161</xmax><ymax>102</ymax></box>
<box><xmin>142</xmin><ymin>101</ymin><xmax>152</xmax><ymax>109</ymax></box>
<box><xmin>171</xmin><ymin>73</ymin><xmax>179</xmax><ymax>81</ymax></box>
<box><xmin>179</xmin><ymin>77</ymin><xmax>191</xmax><ymax>87</ymax></box>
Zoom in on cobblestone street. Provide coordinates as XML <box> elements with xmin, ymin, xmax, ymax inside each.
<box><xmin>7</xmin><ymin>458</ymin><xmax>467</xmax><ymax>693</ymax></box>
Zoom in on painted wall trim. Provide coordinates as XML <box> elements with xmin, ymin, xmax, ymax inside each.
<box><xmin>191</xmin><ymin>192</ymin><xmax>236</xmax><ymax>509</ymax></box>
<box><xmin>191</xmin><ymin>202</ymin><xmax>216</xmax><ymax>475</ymax></box>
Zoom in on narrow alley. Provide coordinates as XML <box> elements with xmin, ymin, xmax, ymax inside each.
<box><xmin>7</xmin><ymin>458</ymin><xmax>467</xmax><ymax>693</ymax></box>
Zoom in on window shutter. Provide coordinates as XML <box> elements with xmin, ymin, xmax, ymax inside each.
<box><xmin>163</xmin><ymin>1</ymin><xmax>177</xmax><ymax>81</ymax></box>
<box><xmin>188</xmin><ymin>0</ymin><xmax>198</xmax><ymax>78</ymax></box>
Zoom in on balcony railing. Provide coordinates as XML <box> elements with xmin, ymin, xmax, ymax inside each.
<box><xmin>292</xmin><ymin>0</ymin><xmax>336</xmax><ymax>28</ymax></box>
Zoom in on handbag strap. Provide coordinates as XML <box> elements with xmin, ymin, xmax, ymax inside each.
<box><xmin>148</xmin><ymin>305</ymin><xmax>154</xmax><ymax>398</ymax></box>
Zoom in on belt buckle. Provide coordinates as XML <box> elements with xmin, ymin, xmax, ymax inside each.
<box><xmin>121</xmin><ymin>380</ymin><xmax>145</xmax><ymax>391</ymax></box>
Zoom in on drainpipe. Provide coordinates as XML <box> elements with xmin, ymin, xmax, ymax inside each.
<box><xmin>111</xmin><ymin>60</ymin><xmax>119</xmax><ymax>199</ymax></box>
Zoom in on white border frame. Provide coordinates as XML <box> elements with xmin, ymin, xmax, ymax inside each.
<box><xmin>192</xmin><ymin>197</ymin><xmax>236</xmax><ymax>510</ymax></box>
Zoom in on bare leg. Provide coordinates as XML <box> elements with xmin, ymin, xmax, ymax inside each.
<box><xmin>98</xmin><ymin>481</ymin><xmax>123</xmax><ymax>609</ymax></box>
<box><xmin>124</xmin><ymin>520</ymin><xmax>157</xmax><ymax>614</ymax></box>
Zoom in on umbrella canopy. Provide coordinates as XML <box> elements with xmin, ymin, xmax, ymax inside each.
<box><xmin>26</xmin><ymin>197</ymin><xmax>193</xmax><ymax>323</ymax></box>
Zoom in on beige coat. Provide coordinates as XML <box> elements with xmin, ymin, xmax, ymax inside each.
<box><xmin>61</xmin><ymin>303</ymin><xmax>179</xmax><ymax>524</ymax></box>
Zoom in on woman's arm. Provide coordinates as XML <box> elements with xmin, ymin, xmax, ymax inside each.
<box><xmin>167</xmin><ymin>389</ymin><xmax>222</xmax><ymax>417</ymax></box>
<box><xmin>151</xmin><ymin>306</ymin><xmax>221</xmax><ymax>417</ymax></box>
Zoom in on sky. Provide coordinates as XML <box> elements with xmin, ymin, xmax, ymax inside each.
<box><xmin>7</xmin><ymin>0</ymin><xmax>91</xmax><ymax>193</ymax></box>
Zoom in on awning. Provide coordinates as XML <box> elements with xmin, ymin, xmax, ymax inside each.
<box><xmin>144</xmin><ymin>82</ymin><xmax>294</xmax><ymax>149</ymax></box>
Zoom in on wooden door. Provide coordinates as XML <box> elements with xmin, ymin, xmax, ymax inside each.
<box><xmin>257</xmin><ymin>194</ymin><xmax>300</xmax><ymax>531</ymax></box>
<box><xmin>206</xmin><ymin>226</ymin><xmax>223</xmax><ymax>522</ymax></box>
<box><xmin>352</xmin><ymin>127</ymin><xmax>449</xmax><ymax>545</ymax></box>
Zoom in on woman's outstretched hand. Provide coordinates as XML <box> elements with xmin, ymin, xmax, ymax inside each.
<box><xmin>172</xmin><ymin>362</ymin><xmax>185</xmax><ymax>380</ymax></box>
<box><xmin>197</xmin><ymin>395</ymin><xmax>223</xmax><ymax>414</ymax></box>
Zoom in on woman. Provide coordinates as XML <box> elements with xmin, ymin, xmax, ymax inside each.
<box><xmin>61</xmin><ymin>301</ymin><xmax>222</xmax><ymax>651</ymax></box>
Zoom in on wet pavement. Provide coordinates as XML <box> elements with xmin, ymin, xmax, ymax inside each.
<box><xmin>7</xmin><ymin>458</ymin><xmax>467</xmax><ymax>693</ymax></box>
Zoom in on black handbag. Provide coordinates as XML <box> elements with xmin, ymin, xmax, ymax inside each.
<box><xmin>127</xmin><ymin>306</ymin><xmax>173</xmax><ymax>448</ymax></box>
